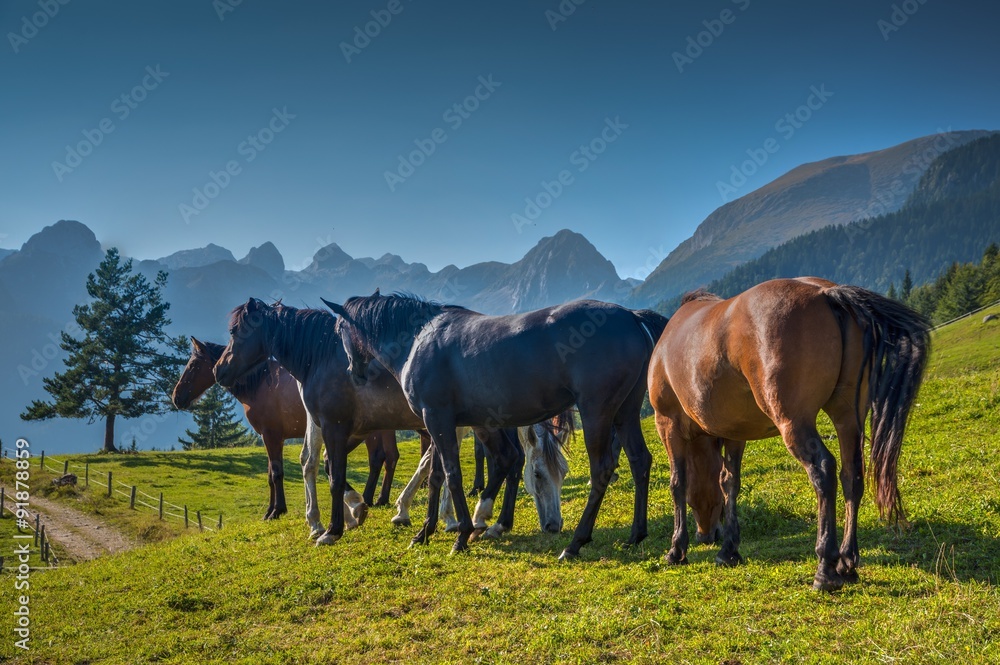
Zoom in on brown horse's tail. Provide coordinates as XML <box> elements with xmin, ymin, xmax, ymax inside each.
<box><xmin>824</xmin><ymin>285</ymin><xmax>931</xmax><ymax>523</ymax></box>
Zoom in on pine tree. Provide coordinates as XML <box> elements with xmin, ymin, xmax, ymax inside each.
<box><xmin>21</xmin><ymin>248</ymin><xmax>187</xmax><ymax>452</ymax></box>
<box><xmin>901</xmin><ymin>269</ymin><xmax>913</xmax><ymax>301</ymax></box>
<box><xmin>178</xmin><ymin>385</ymin><xmax>259</xmax><ymax>450</ymax></box>
<box><xmin>887</xmin><ymin>282</ymin><xmax>898</xmax><ymax>300</ymax></box>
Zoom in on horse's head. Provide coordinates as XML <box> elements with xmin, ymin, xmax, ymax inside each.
<box><xmin>215</xmin><ymin>298</ymin><xmax>272</xmax><ymax>388</ymax></box>
<box><xmin>172</xmin><ymin>337</ymin><xmax>222</xmax><ymax>409</ymax></box>
<box><xmin>520</xmin><ymin>417</ymin><xmax>571</xmax><ymax>533</ymax></box>
<box><xmin>686</xmin><ymin>441</ymin><xmax>726</xmax><ymax>545</ymax></box>
<box><xmin>323</xmin><ymin>289</ymin><xmax>382</xmax><ymax>385</ymax></box>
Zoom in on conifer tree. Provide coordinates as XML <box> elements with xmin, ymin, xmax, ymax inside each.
<box><xmin>178</xmin><ymin>385</ymin><xmax>259</xmax><ymax>450</ymax></box>
<box><xmin>21</xmin><ymin>248</ymin><xmax>186</xmax><ymax>452</ymax></box>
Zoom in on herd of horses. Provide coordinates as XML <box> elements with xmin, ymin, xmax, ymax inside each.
<box><xmin>171</xmin><ymin>277</ymin><xmax>930</xmax><ymax>592</ymax></box>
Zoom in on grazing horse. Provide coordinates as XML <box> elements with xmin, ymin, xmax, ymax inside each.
<box><xmin>170</xmin><ymin>338</ymin><xmax>390</xmax><ymax>523</ymax></box>
<box><xmin>214</xmin><ymin>300</ymin><xmax>526</xmax><ymax>546</ymax></box>
<box><xmin>648</xmin><ymin>278</ymin><xmax>930</xmax><ymax>591</ymax></box>
<box><xmin>326</xmin><ymin>292</ymin><xmax>668</xmax><ymax>557</ymax></box>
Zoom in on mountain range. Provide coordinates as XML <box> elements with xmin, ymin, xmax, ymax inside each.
<box><xmin>2</xmin><ymin>129</ymin><xmax>995</xmax><ymax>454</ymax></box>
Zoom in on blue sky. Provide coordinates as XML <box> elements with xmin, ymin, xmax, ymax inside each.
<box><xmin>2</xmin><ymin>0</ymin><xmax>998</xmax><ymax>280</ymax></box>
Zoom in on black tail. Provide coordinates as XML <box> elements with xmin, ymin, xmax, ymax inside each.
<box><xmin>824</xmin><ymin>285</ymin><xmax>931</xmax><ymax>523</ymax></box>
<box><xmin>632</xmin><ymin>309</ymin><xmax>669</xmax><ymax>351</ymax></box>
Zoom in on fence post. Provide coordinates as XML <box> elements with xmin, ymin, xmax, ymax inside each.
<box><xmin>39</xmin><ymin>525</ymin><xmax>45</xmax><ymax>559</ymax></box>
<box><xmin>129</xmin><ymin>486</ymin><xmax>137</xmax><ymax>510</ymax></box>
<box><xmin>43</xmin><ymin>539</ymin><xmax>49</xmax><ymax>563</ymax></box>
<box><xmin>40</xmin><ymin>450</ymin><xmax>44</xmax><ymax>469</ymax></box>
<box><xmin>85</xmin><ymin>462</ymin><xmax>89</xmax><ymax>488</ymax></box>
<box><xmin>0</xmin><ymin>487</ymin><xmax>5</xmax><ymax>517</ymax></box>
<box><xmin>218</xmin><ymin>514</ymin><xmax>222</xmax><ymax>530</ymax></box>
<box><xmin>159</xmin><ymin>493</ymin><xmax>164</xmax><ymax>520</ymax></box>
<box><xmin>184</xmin><ymin>505</ymin><xmax>189</xmax><ymax>528</ymax></box>
<box><xmin>34</xmin><ymin>515</ymin><xmax>40</xmax><ymax>546</ymax></box>
<box><xmin>197</xmin><ymin>510</ymin><xmax>203</xmax><ymax>532</ymax></box>
<box><xmin>63</xmin><ymin>460</ymin><xmax>69</xmax><ymax>475</ymax></box>
<box><xmin>107</xmin><ymin>471</ymin><xmax>113</xmax><ymax>498</ymax></box>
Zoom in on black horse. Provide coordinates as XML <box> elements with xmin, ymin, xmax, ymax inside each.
<box><xmin>326</xmin><ymin>292</ymin><xmax>668</xmax><ymax>558</ymax></box>
<box><xmin>213</xmin><ymin>299</ymin><xmax>525</xmax><ymax>545</ymax></box>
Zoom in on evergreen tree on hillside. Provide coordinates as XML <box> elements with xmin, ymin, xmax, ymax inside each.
<box><xmin>21</xmin><ymin>248</ymin><xmax>186</xmax><ymax>452</ymax></box>
<box><xmin>178</xmin><ymin>385</ymin><xmax>260</xmax><ymax>450</ymax></box>
<box><xmin>902</xmin><ymin>269</ymin><xmax>913</xmax><ymax>301</ymax></box>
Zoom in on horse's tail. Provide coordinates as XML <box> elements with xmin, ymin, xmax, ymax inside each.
<box><xmin>823</xmin><ymin>285</ymin><xmax>931</xmax><ymax>523</ymax></box>
<box><xmin>632</xmin><ymin>309</ymin><xmax>669</xmax><ymax>352</ymax></box>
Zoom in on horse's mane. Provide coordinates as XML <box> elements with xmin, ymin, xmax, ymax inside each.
<box><xmin>341</xmin><ymin>292</ymin><xmax>466</xmax><ymax>359</ymax></box>
<box><xmin>228</xmin><ymin>299</ymin><xmax>340</xmax><ymax>376</ymax></box>
<box><xmin>196</xmin><ymin>338</ymin><xmax>272</xmax><ymax>402</ymax></box>
<box><xmin>681</xmin><ymin>289</ymin><xmax>723</xmax><ymax>304</ymax></box>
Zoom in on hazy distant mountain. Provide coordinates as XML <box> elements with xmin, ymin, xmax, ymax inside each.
<box><xmin>157</xmin><ymin>243</ymin><xmax>236</xmax><ymax>270</ymax></box>
<box><xmin>238</xmin><ymin>242</ymin><xmax>284</xmax><ymax>279</ymax></box>
<box><xmin>632</xmin><ymin>130</ymin><xmax>995</xmax><ymax>305</ymax></box>
<box><xmin>0</xmin><ymin>249</ymin><xmax>14</xmax><ymax>262</ymax></box>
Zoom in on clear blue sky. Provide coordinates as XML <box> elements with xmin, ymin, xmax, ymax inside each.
<box><xmin>2</xmin><ymin>0</ymin><xmax>998</xmax><ymax>281</ymax></box>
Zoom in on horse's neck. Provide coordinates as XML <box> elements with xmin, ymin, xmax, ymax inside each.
<box><xmin>267</xmin><ymin>314</ymin><xmax>334</xmax><ymax>384</ymax></box>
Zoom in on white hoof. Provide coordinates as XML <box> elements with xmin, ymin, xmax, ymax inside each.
<box><xmin>391</xmin><ymin>514</ymin><xmax>411</xmax><ymax>527</ymax></box>
<box><xmin>483</xmin><ymin>523</ymin><xmax>506</xmax><ymax>540</ymax></box>
<box><xmin>315</xmin><ymin>532</ymin><xmax>341</xmax><ymax>546</ymax></box>
<box><xmin>352</xmin><ymin>503</ymin><xmax>369</xmax><ymax>527</ymax></box>
<box><xmin>308</xmin><ymin>525</ymin><xmax>325</xmax><ymax>539</ymax></box>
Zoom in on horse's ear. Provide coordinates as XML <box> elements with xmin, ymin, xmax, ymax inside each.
<box><xmin>246</xmin><ymin>297</ymin><xmax>260</xmax><ymax>312</ymax></box>
<box><xmin>321</xmin><ymin>297</ymin><xmax>348</xmax><ymax>319</ymax></box>
<box><xmin>372</xmin><ymin>287</ymin><xmax>380</xmax><ymax>297</ymax></box>
<box><xmin>190</xmin><ymin>336</ymin><xmax>206</xmax><ymax>353</ymax></box>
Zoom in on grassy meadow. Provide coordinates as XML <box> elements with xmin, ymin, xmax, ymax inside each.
<box><xmin>1</xmin><ymin>312</ymin><xmax>999</xmax><ymax>663</ymax></box>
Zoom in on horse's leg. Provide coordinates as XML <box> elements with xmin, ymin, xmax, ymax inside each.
<box><xmin>344</xmin><ymin>485</ymin><xmax>367</xmax><ymax>529</ymax></box>
<box><xmin>469</xmin><ymin>433</ymin><xmax>486</xmax><ymax>497</ymax></box>
<box><xmin>424</xmin><ymin>412</ymin><xmax>474</xmax><ymax>553</ymax></box>
<box><xmin>268</xmin><ymin>431</ymin><xmax>287</xmax><ymax>519</ymax></box>
<box><xmin>715</xmin><ymin>439</ymin><xmax>746</xmax><ymax>567</ymax></box>
<box><xmin>559</xmin><ymin>407</ymin><xmax>616</xmax><ymax>560</ymax></box>
<box><xmin>362</xmin><ymin>436</ymin><xmax>385</xmax><ymax>507</ymax></box>
<box><xmin>656</xmin><ymin>413</ymin><xmax>690</xmax><ymax>565</ymax></box>
<box><xmin>376</xmin><ymin>432</ymin><xmax>400</xmax><ymax>507</ymax></box>
<box><xmin>262</xmin><ymin>429</ymin><xmax>277</xmax><ymax>520</ymax></box>
<box><xmin>614</xmin><ymin>382</ymin><xmax>653</xmax><ymax>546</ymax></box>
<box><xmin>829</xmin><ymin>406</ymin><xmax>864</xmax><ymax>583</ymax></box>
<box><xmin>481</xmin><ymin>428</ymin><xmax>524</xmax><ymax>540</ymax></box>
<box><xmin>441</xmin><ymin>476</ymin><xmax>459</xmax><ymax>532</ymax></box>
<box><xmin>301</xmin><ymin>418</ymin><xmax>324</xmax><ymax>538</ymax></box>
<box><xmin>780</xmin><ymin>420</ymin><xmax>843</xmax><ymax>591</ymax></box>
<box><xmin>316</xmin><ymin>425</ymin><xmax>354</xmax><ymax>546</ymax></box>
<box><xmin>393</xmin><ymin>445</ymin><xmax>432</xmax><ymax>527</ymax></box>
<box><xmin>411</xmin><ymin>442</ymin><xmax>444</xmax><ymax>546</ymax></box>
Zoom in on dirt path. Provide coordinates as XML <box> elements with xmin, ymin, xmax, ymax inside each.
<box><xmin>2</xmin><ymin>485</ymin><xmax>135</xmax><ymax>563</ymax></box>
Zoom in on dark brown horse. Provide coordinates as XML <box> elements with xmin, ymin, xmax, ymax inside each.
<box><xmin>648</xmin><ymin>278</ymin><xmax>930</xmax><ymax>590</ymax></box>
<box><xmin>171</xmin><ymin>338</ymin><xmax>401</xmax><ymax>520</ymax></box>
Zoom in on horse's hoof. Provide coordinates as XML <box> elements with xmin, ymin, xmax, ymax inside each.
<box><xmin>558</xmin><ymin>548</ymin><xmax>578</xmax><ymax>562</ymax></box>
<box><xmin>352</xmin><ymin>504</ymin><xmax>368</xmax><ymax>528</ymax></box>
<box><xmin>374</xmin><ymin>499</ymin><xmax>389</xmax><ymax>508</ymax></box>
<box><xmin>837</xmin><ymin>559</ymin><xmax>860</xmax><ymax>583</ymax></box>
<box><xmin>483</xmin><ymin>524</ymin><xmax>505</xmax><ymax>540</ymax></box>
<box><xmin>308</xmin><ymin>527</ymin><xmax>325</xmax><ymax>540</ymax></box>
<box><xmin>812</xmin><ymin>572</ymin><xmax>845</xmax><ymax>592</ymax></box>
<box><xmin>315</xmin><ymin>532</ymin><xmax>341</xmax><ymax>546</ymax></box>
<box><xmin>450</xmin><ymin>541</ymin><xmax>469</xmax><ymax>555</ymax></box>
<box><xmin>391</xmin><ymin>516</ymin><xmax>411</xmax><ymax>528</ymax></box>
<box><xmin>714</xmin><ymin>551</ymin><xmax>744</xmax><ymax>567</ymax></box>
<box><xmin>468</xmin><ymin>527</ymin><xmax>487</xmax><ymax>543</ymax></box>
<box><xmin>664</xmin><ymin>550</ymin><xmax>687</xmax><ymax>565</ymax></box>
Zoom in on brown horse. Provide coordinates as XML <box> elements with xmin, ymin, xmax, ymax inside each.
<box><xmin>171</xmin><ymin>338</ymin><xmax>401</xmax><ymax>519</ymax></box>
<box><xmin>648</xmin><ymin>278</ymin><xmax>930</xmax><ymax>591</ymax></box>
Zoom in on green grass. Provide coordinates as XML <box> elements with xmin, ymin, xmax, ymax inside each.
<box><xmin>1</xmin><ymin>320</ymin><xmax>998</xmax><ymax>664</ymax></box>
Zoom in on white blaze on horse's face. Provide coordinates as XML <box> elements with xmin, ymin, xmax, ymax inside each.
<box><xmin>520</xmin><ymin>423</ymin><xmax>567</xmax><ymax>534</ymax></box>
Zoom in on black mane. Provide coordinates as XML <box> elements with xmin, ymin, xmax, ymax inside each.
<box><xmin>228</xmin><ymin>298</ymin><xmax>340</xmax><ymax>377</ymax></box>
<box><xmin>341</xmin><ymin>292</ymin><xmax>465</xmax><ymax>360</ymax></box>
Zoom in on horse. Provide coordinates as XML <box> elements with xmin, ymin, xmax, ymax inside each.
<box><xmin>325</xmin><ymin>292</ymin><xmax>668</xmax><ymax>557</ymax></box>
<box><xmin>647</xmin><ymin>278</ymin><xmax>930</xmax><ymax>591</ymax></box>
<box><xmin>213</xmin><ymin>299</ymin><xmax>528</xmax><ymax>546</ymax></box>
<box><xmin>170</xmin><ymin>338</ymin><xmax>391</xmax><ymax>526</ymax></box>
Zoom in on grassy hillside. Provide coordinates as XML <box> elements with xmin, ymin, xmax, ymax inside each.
<box><xmin>1</xmin><ymin>320</ymin><xmax>998</xmax><ymax>664</ymax></box>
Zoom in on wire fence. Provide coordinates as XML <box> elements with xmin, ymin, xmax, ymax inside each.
<box><xmin>930</xmin><ymin>297</ymin><xmax>1000</xmax><ymax>331</ymax></box>
<box><xmin>0</xmin><ymin>446</ymin><xmax>221</xmax><ymax>533</ymax></box>
<box><xmin>0</xmin><ymin>486</ymin><xmax>59</xmax><ymax>569</ymax></box>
